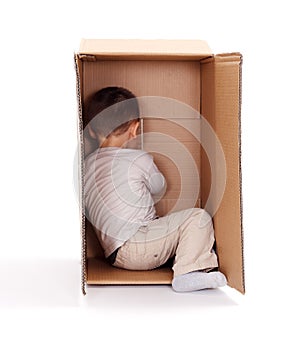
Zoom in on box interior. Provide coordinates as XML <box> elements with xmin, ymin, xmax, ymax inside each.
<box><xmin>76</xmin><ymin>40</ymin><xmax>244</xmax><ymax>294</ymax></box>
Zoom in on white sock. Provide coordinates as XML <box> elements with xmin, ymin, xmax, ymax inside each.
<box><xmin>172</xmin><ymin>271</ymin><xmax>227</xmax><ymax>292</ymax></box>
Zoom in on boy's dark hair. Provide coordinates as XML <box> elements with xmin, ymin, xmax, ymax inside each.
<box><xmin>85</xmin><ymin>87</ymin><xmax>140</xmax><ymax>139</ymax></box>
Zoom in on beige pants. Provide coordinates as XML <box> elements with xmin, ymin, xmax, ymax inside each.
<box><xmin>113</xmin><ymin>208</ymin><xmax>219</xmax><ymax>276</ymax></box>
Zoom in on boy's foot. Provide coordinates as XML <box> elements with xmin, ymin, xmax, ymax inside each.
<box><xmin>172</xmin><ymin>271</ymin><xmax>227</xmax><ymax>292</ymax></box>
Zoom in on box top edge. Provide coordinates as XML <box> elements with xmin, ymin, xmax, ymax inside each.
<box><xmin>78</xmin><ymin>39</ymin><xmax>212</xmax><ymax>57</ymax></box>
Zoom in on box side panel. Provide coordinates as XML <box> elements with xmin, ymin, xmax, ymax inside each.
<box><xmin>79</xmin><ymin>39</ymin><xmax>212</xmax><ymax>60</ymax></box>
<box><xmin>200</xmin><ymin>61</ymin><xmax>214</xmax><ymax>209</ymax></box>
<box><xmin>201</xmin><ymin>54</ymin><xmax>245</xmax><ymax>293</ymax></box>
<box><xmin>74</xmin><ymin>54</ymin><xmax>87</xmax><ymax>295</ymax></box>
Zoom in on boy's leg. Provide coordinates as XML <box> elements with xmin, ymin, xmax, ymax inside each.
<box><xmin>112</xmin><ymin>215</ymin><xmax>178</xmax><ymax>271</ymax></box>
<box><xmin>170</xmin><ymin>208</ymin><xmax>218</xmax><ymax>276</ymax></box>
<box><xmin>165</xmin><ymin>208</ymin><xmax>227</xmax><ymax>291</ymax></box>
<box><xmin>113</xmin><ymin>208</ymin><xmax>224</xmax><ymax>283</ymax></box>
<box><xmin>114</xmin><ymin>209</ymin><xmax>201</xmax><ymax>271</ymax></box>
<box><xmin>171</xmin><ymin>271</ymin><xmax>227</xmax><ymax>292</ymax></box>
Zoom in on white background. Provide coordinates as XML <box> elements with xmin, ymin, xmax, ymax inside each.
<box><xmin>0</xmin><ymin>0</ymin><xmax>299</xmax><ymax>336</ymax></box>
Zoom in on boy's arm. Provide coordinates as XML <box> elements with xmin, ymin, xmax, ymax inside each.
<box><xmin>145</xmin><ymin>160</ymin><xmax>166</xmax><ymax>199</ymax></box>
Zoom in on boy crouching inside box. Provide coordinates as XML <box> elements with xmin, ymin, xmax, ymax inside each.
<box><xmin>84</xmin><ymin>86</ymin><xmax>226</xmax><ymax>292</ymax></box>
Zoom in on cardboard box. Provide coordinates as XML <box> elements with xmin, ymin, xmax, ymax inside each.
<box><xmin>75</xmin><ymin>39</ymin><xmax>244</xmax><ymax>295</ymax></box>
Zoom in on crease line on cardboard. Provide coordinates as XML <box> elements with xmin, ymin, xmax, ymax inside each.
<box><xmin>74</xmin><ymin>54</ymin><xmax>87</xmax><ymax>295</ymax></box>
<box><xmin>238</xmin><ymin>54</ymin><xmax>246</xmax><ymax>294</ymax></box>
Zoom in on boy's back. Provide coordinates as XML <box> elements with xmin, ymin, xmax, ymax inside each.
<box><xmin>84</xmin><ymin>147</ymin><xmax>165</xmax><ymax>257</ymax></box>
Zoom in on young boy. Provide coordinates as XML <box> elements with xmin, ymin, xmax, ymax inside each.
<box><xmin>84</xmin><ymin>86</ymin><xmax>227</xmax><ymax>292</ymax></box>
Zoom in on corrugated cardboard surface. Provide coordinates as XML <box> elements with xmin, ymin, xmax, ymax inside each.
<box><xmin>82</xmin><ymin>60</ymin><xmax>201</xmax><ymax>126</ymax></box>
<box><xmin>143</xmin><ymin>118</ymin><xmax>201</xmax><ymax>215</ymax></box>
<box><xmin>88</xmin><ymin>258</ymin><xmax>172</xmax><ymax>285</ymax></box>
<box><xmin>76</xmin><ymin>40</ymin><xmax>244</xmax><ymax>294</ymax></box>
<box><xmin>201</xmin><ymin>54</ymin><xmax>244</xmax><ymax>293</ymax></box>
<box><xmin>79</xmin><ymin>39</ymin><xmax>212</xmax><ymax>60</ymax></box>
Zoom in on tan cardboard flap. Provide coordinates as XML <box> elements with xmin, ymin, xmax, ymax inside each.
<box><xmin>201</xmin><ymin>53</ymin><xmax>244</xmax><ymax>293</ymax></box>
<box><xmin>79</xmin><ymin>39</ymin><xmax>212</xmax><ymax>60</ymax></box>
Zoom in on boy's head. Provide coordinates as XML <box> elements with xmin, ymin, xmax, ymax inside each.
<box><xmin>86</xmin><ymin>87</ymin><xmax>140</xmax><ymax>146</ymax></box>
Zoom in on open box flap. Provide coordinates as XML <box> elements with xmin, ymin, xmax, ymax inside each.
<box><xmin>79</xmin><ymin>39</ymin><xmax>212</xmax><ymax>60</ymax></box>
<box><xmin>201</xmin><ymin>53</ymin><xmax>245</xmax><ymax>293</ymax></box>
